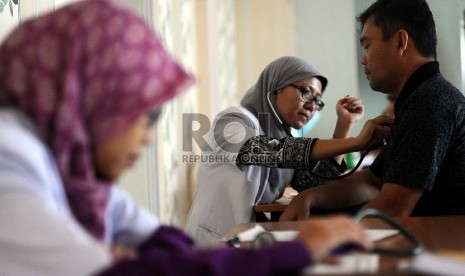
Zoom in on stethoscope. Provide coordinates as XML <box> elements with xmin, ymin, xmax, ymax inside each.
<box><xmin>259</xmin><ymin>94</ymin><xmax>421</xmax><ymax>256</ymax></box>
<box><xmin>267</xmin><ymin>90</ymin><xmax>387</xmax><ymax>180</ymax></box>
<box><xmin>250</xmin><ymin>208</ymin><xmax>423</xmax><ymax>257</ymax></box>
<box><xmin>352</xmin><ymin>209</ymin><xmax>423</xmax><ymax>256</ymax></box>
<box><xmin>310</xmin><ymin>138</ymin><xmax>389</xmax><ymax>180</ymax></box>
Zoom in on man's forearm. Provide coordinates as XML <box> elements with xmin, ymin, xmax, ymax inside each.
<box><xmin>308</xmin><ymin>170</ymin><xmax>380</xmax><ymax>211</ymax></box>
<box><xmin>361</xmin><ymin>183</ymin><xmax>423</xmax><ymax>217</ymax></box>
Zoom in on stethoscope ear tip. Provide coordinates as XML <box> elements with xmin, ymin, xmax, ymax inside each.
<box><xmin>266</xmin><ymin>91</ymin><xmax>283</xmax><ymax>125</ymax></box>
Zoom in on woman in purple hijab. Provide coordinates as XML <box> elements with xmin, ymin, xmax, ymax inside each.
<box><xmin>0</xmin><ymin>1</ymin><xmax>374</xmax><ymax>275</ymax></box>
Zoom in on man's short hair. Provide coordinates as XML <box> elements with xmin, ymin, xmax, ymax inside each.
<box><xmin>357</xmin><ymin>0</ymin><xmax>437</xmax><ymax>59</ymax></box>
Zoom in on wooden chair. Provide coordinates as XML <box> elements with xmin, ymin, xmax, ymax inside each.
<box><xmin>254</xmin><ymin>187</ymin><xmax>296</xmax><ymax>221</ymax></box>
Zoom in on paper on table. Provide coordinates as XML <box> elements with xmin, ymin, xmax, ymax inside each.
<box><xmin>231</xmin><ymin>225</ymin><xmax>395</xmax><ymax>274</ymax></box>
<box><xmin>365</xmin><ymin>229</ymin><xmax>399</xmax><ymax>242</ymax></box>
<box><xmin>235</xmin><ymin>225</ymin><xmax>266</xmax><ymax>242</ymax></box>
<box><xmin>400</xmin><ymin>251</ymin><xmax>465</xmax><ymax>276</ymax></box>
<box><xmin>234</xmin><ymin>225</ymin><xmax>398</xmax><ymax>243</ymax></box>
<box><xmin>303</xmin><ymin>253</ymin><xmax>379</xmax><ymax>275</ymax></box>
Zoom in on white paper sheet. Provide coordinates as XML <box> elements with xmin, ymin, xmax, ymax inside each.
<box><xmin>233</xmin><ymin>225</ymin><xmax>398</xmax><ymax>243</ymax></box>
<box><xmin>229</xmin><ymin>225</ymin><xmax>398</xmax><ymax>274</ymax></box>
<box><xmin>303</xmin><ymin>253</ymin><xmax>380</xmax><ymax>275</ymax></box>
<box><xmin>401</xmin><ymin>251</ymin><xmax>465</xmax><ymax>276</ymax></box>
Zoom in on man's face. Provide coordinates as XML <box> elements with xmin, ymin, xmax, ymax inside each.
<box><xmin>359</xmin><ymin>17</ymin><xmax>400</xmax><ymax>94</ymax></box>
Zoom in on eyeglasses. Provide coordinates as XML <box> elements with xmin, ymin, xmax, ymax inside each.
<box><xmin>288</xmin><ymin>84</ymin><xmax>325</xmax><ymax>111</ymax></box>
<box><xmin>148</xmin><ymin>109</ymin><xmax>161</xmax><ymax>127</ymax></box>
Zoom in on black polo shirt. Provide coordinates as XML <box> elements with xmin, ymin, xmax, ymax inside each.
<box><xmin>370</xmin><ymin>61</ymin><xmax>465</xmax><ymax>216</ymax></box>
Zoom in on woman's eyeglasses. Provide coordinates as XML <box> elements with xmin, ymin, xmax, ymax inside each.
<box><xmin>289</xmin><ymin>84</ymin><xmax>325</xmax><ymax>111</ymax></box>
<box><xmin>148</xmin><ymin>109</ymin><xmax>161</xmax><ymax>127</ymax></box>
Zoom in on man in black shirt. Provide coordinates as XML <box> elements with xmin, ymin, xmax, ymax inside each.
<box><xmin>281</xmin><ymin>0</ymin><xmax>465</xmax><ymax>219</ymax></box>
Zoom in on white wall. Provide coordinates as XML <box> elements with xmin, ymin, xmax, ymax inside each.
<box><xmin>235</xmin><ymin>0</ymin><xmax>297</xmax><ymax>102</ymax></box>
<box><xmin>428</xmin><ymin>0</ymin><xmax>465</xmax><ymax>89</ymax></box>
<box><xmin>295</xmin><ymin>0</ymin><xmax>359</xmax><ymax>138</ymax></box>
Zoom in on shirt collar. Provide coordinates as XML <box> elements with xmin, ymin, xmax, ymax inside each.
<box><xmin>394</xmin><ymin>61</ymin><xmax>440</xmax><ymax>116</ymax></box>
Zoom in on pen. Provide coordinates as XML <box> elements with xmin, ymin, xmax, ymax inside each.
<box><xmin>331</xmin><ymin>242</ymin><xmax>361</xmax><ymax>256</ymax></box>
<box><xmin>226</xmin><ymin>236</ymin><xmax>240</xmax><ymax>247</ymax></box>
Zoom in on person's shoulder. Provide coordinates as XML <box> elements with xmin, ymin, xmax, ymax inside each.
<box><xmin>0</xmin><ymin>109</ymin><xmax>49</xmax><ymax>169</ymax></box>
<box><xmin>217</xmin><ymin>106</ymin><xmax>254</xmax><ymax>118</ymax></box>
<box><xmin>409</xmin><ymin>74</ymin><xmax>465</xmax><ymax>110</ymax></box>
<box><xmin>214</xmin><ymin>106</ymin><xmax>260</xmax><ymax>127</ymax></box>
<box><xmin>425</xmin><ymin>74</ymin><xmax>464</xmax><ymax>99</ymax></box>
<box><xmin>432</xmin><ymin>75</ymin><xmax>465</xmax><ymax>110</ymax></box>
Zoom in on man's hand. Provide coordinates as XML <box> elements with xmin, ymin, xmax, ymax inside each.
<box><xmin>279</xmin><ymin>189</ymin><xmax>313</xmax><ymax>221</ymax></box>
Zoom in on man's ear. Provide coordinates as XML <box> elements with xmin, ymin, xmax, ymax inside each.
<box><xmin>397</xmin><ymin>29</ymin><xmax>409</xmax><ymax>55</ymax></box>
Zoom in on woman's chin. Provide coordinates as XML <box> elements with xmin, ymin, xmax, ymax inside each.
<box><xmin>96</xmin><ymin>174</ymin><xmax>117</xmax><ymax>182</ymax></box>
<box><xmin>291</xmin><ymin>122</ymin><xmax>305</xmax><ymax>130</ymax></box>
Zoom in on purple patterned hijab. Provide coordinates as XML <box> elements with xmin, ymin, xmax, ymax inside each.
<box><xmin>0</xmin><ymin>0</ymin><xmax>193</xmax><ymax>239</ymax></box>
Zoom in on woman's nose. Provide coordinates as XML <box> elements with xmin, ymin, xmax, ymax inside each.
<box><xmin>303</xmin><ymin>100</ymin><xmax>316</xmax><ymax>111</ymax></box>
<box><xmin>142</xmin><ymin>129</ymin><xmax>153</xmax><ymax>145</ymax></box>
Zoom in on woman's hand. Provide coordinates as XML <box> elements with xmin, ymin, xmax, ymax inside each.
<box><xmin>110</xmin><ymin>245</ymin><xmax>138</xmax><ymax>263</ymax></box>
<box><xmin>333</xmin><ymin>96</ymin><xmax>364</xmax><ymax>143</ymax></box>
<box><xmin>336</xmin><ymin>96</ymin><xmax>364</xmax><ymax>125</ymax></box>
<box><xmin>353</xmin><ymin>115</ymin><xmax>393</xmax><ymax>151</ymax></box>
<box><xmin>295</xmin><ymin>216</ymin><xmax>373</xmax><ymax>262</ymax></box>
